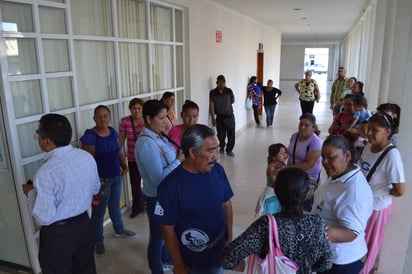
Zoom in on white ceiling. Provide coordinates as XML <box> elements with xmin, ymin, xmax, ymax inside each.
<box><xmin>212</xmin><ymin>0</ymin><xmax>370</xmax><ymax>44</ymax></box>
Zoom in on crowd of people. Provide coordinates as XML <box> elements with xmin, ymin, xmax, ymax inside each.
<box><xmin>21</xmin><ymin>71</ymin><xmax>405</xmax><ymax>274</ymax></box>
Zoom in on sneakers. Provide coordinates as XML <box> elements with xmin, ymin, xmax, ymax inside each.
<box><xmin>114</xmin><ymin>229</ymin><xmax>136</xmax><ymax>238</ymax></box>
<box><xmin>219</xmin><ymin>147</ymin><xmax>225</xmax><ymax>154</ymax></box>
<box><xmin>163</xmin><ymin>262</ymin><xmax>174</xmax><ymax>272</ymax></box>
<box><xmin>257</xmin><ymin>124</ymin><xmax>265</xmax><ymax>128</ymax></box>
<box><xmin>226</xmin><ymin>151</ymin><xmax>235</xmax><ymax>157</ymax></box>
<box><xmin>95</xmin><ymin>241</ymin><xmax>105</xmax><ymax>255</ymax></box>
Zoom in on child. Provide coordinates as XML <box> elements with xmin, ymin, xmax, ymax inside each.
<box><xmin>255</xmin><ymin>143</ymin><xmax>288</xmax><ymax>217</ymax></box>
<box><xmin>347</xmin><ymin>95</ymin><xmax>371</xmax><ymax>133</ymax></box>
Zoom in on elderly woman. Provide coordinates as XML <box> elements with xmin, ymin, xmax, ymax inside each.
<box><xmin>135</xmin><ymin>99</ymin><xmax>185</xmax><ymax>274</ymax></box>
<box><xmin>313</xmin><ymin>135</ymin><xmax>373</xmax><ymax>274</ymax></box>
<box><xmin>80</xmin><ymin>105</ymin><xmax>136</xmax><ymax>256</ymax></box>
<box><xmin>221</xmin><ymin>167</ymin><xmax>332</xmax><ymax>273</ymax></box>
<box><xmin>287</xmin><ymin>113</ymin><xmax>322</xmax><ymax>212</ymax></box>
<box><xmin>119</xmin><ymin>98</ymin><xmax>145</xmax><ymax>218</ymax></box>
<box><xmin>358</xmin><ymin>112</ymin><xmax>405</xmax><ymax>274</ymax></box>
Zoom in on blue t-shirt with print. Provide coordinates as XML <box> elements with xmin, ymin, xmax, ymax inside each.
<box><xmin>154</xmin><ymin>163</ymin><xmax>233</xmax><ymax>269</ymax></box>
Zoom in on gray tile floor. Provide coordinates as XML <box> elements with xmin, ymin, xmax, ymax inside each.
<box><xmin>95</xmin><ymin>79</ymin><xmax>333</xmax><ymax>274</ymax></box>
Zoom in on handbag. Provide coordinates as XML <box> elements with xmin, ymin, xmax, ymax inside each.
<box><xmin>246</xmin><ymin>96</ymin><xmax>253</xmax><ymax>109</ymax></box>
<box><xmin>246</xmin><ymin>214</ymin><xmax>299</xmax><ymax>274</ymax></box>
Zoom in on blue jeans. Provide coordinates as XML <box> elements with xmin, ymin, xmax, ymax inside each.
<box><xmin>264</xmin><ymin>104</ymin><xmax>276</xmax><ymax>126</ymax></box>
<box><xmin>144</xmin><ymin>196</ymin><xmax>171</xmax><ymax>274</ymax></box>
<box><xmin>318</xmin><ymin>259</ymin><xmax>364</xmax><ymax>274</ymax></box>
<box><xmin>91</xmin><ymin>176</ymin><xmax>124</xmax><ymax>242</ymax></box>
<box><xmin>190</xmin><ymin>266</ymin><xmax>224</xmax><ymax>274</ymax></box>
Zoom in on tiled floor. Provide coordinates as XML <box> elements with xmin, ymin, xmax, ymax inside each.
<box><xmin>95</xmin><ymin>79</ymin><xmax>334</xmax><ymax>274</ymax></box>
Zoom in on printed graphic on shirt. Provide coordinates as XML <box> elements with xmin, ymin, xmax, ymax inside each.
<box><xmin>359</xmin><ymin>159</ymin><xmax>371</xmax><ymax>171</ymax></box>
<box><xmin>154</xmin><ymin>201</ymin><xmax>164</xmax><ymax>216</ymax></box>
<box><xmin>181</xmin><ymin>228</ymin><xmax>209</xmax><ymax>252</ymax></box>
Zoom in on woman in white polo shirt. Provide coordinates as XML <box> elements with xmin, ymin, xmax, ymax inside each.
<box><xmin>313</xmin><ymin>135</ymin><xmax>373</xmax><ymax>274</ymax></box>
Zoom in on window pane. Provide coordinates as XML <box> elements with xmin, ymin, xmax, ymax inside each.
<box><xmin>0</xmin><ymin>2</ymin><xmax>33</xmax><ymax>32</ymax></box>
<box><xmin>18</xmin><ymin>121</ymin><xmax>43</xmax><ymax>158</ymax></box>
<box><xmin>119</xmin><ymin>43</ymin><xmax>149</xmax><ymax>96</ymax></box>
<box><xmin>117</xmin><ymin>0</ymin><xmax>147</xmax><ymax>39</ymax></box>
<box><xmin>176</xmin><ymin>46</ymin><xmax>183</xmax><ymax>87</ymax></box>
<box><xmin>6</xmin><ymin>38</ymin><xmax>38</xmax><ymax>76</ymax></box>
<box><xmin>175</xmin><ymin>9</ymin><xmax>183</xmax><ymax>42</ymax></box>
<box><xmin>150</xmin><ymin>5</ymin><xmax>172</xmax><ymax>41</ymax></box>
<box><xmin>43</xmin><ymin>39</ymin><xmax>70</xmax><ymax>72</ymax></box>
<box><xmin>47</xmin><ymin>77</ymin><xmax>74</xmax><ymax>111</ymax></box>
<box><xmin>11</xmin><ymin>80</ymin><xmax>43</xmax><ymax>118</ymax></box>
<box><xmin>74</xmin><ymin>41</ymin><xmax>116</xmax><ymax>105</ymax></box>
<box><xmin>24</xmin><ymin>160</ymin><xmax>43</xmax><ymax>183</ymax></box>
<box><xmin>152</xmin><ymin>45</ymin><xmax>173</xmax><ymax>91</ymax></box>
<box><xmin>71</xmin><ymin>0</ymin><xmax>113</xmax><ymax>36</ymax></box>
<box><xmin>39</xmin><ymin>6</ymin><xmax>66</xmax><ymax>34</ymax></box>
<box><xmin>79</xmin><ymin>105</ymin><xmax>118</xmax><ymax>135</ymax></box>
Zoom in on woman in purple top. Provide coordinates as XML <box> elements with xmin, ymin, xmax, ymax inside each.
<box><xmin>286</xmin><ymin>113</ymin><xmax>322</xmax><ymax>212</ymax></box>
<box><xmin>81</xmin><ymin>105</ymin><xmax>135</xmax><ymax>255</ymax></box>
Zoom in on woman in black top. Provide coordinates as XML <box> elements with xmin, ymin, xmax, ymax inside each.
<box><xmin>262</xmin><ymin>79</ymin><xmax>282</xmax><ymax>127</ymax></box>
<box><xmin>220</xmin><ymin>167</ymin><xmax>332</xmax><ymax>273</ymax></box>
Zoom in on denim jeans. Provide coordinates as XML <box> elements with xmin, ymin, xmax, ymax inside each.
<box><xmin>144</xmin><ymin>196</ymin><xmax>170</xmax><ymax>274</ymax></box>
<box><xmin>264</xmin><ymin>104</ymin><xmax>276</xmax><ymax>126</ymax></box>
<box><xmin>189</xmin><ymin>266</ymin><xmax>224</xmax><ymax>274</ymax></box>
<box><xmin>91</xmin><ymin>175</ymin><xmax>124</xmax><ymax>242</ymax></box>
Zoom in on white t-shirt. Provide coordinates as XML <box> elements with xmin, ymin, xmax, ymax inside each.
<box><xmin>313</xmin><ymin>167</ymin><xmax>373</xmax><ymax>265</ymax></box>
<box><xmin>359</xmin><ymin>144</ymin><xmax>405</xmax><ymax>210</ymax></box>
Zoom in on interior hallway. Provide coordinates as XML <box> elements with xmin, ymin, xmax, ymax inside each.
<box><xmin>95</xmin><ymin>78</ymin><xmax>403</xmax><ymax>273</ymax></box>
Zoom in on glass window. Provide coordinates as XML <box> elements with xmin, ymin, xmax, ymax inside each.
<box><xmin>18</xmin><ymin>121</ymin><xmax>43</xmax><ymax>158</ymax></box>
<box><xmin>0</xmin><ymin>2</ymin><xmax>33</xmax><ymax>32</ymax></box>
<box><xmin>71</xmin><ymin>0</ymin><xmax>113</xmax><ymax>36</ymax></box>
<box><xmin>6</xmin><ymin>38</ymin><xmax>38</xmax><ymax>76</ymax></box>
<box><xmin>39</xmin><ymin>6</ymin><xmax>66</xmax><ymax>34</ymax></box>
<box><xmin>43</xmin><ymin>39</ymin><xmax>70</xmax><ymax>72</ymax></box>
<box><xmin>150</xmin><ymin>4</ymin><xmax>172</xmax><ymax>41</ymax></box>
<box><xmin>176</xmin><ymin>45</ymin><xmax>183</xmax><ymax>87</ymax></box>
<box><xmin>74</xmin><ymin>41</ymin><xmax>115</xmax><ymax>105</ymax></box>
<box><xmin>175</xmin><ymin>9</ymin><xmax>183</xmax><ymax>42</ymax></box>
<box><xmin>117</xmin><ymin>0</ymin><xmax>147</xmax><ymax>39</ymax></box>
<box><xmin>47</xmin><ymin>77</ymin><xmax>74</xmax><ymax>111</ymax></box>
<box><xmin>119</xmin><ymin>43</ymin><xmax>149</xmax><ymax>96</ymax></box>
<box><xmin>152</xmin><ymin>45</ymin><xmax>173</xmax><ymax>91</ymax></box>
<box><xmin>79</xmin><ymin>105</ymin><xmax>118</xmax><ymax>136</ymax></box>
<box><xmin>11</xmin><ymin>80</ymin><xmax>43</xmax><ymax>118</ymax></box>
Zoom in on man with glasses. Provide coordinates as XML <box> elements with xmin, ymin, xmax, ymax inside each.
<box><xmin>23</xmin><ymin>113</ymin><xmax>100</xmax><ymax>274</ymax></box>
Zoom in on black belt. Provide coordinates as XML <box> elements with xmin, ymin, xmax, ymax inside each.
<box><xmin>49</xmin><ymin>211</ymin><xmax>87</xmax><ymax>226</ymax></box>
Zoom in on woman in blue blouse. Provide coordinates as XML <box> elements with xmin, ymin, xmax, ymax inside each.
<box><xmin>135</xmin><ymin>100</ymin><xmax>185</xmax><ymax>274</ymax></box>
<box><xmin>81</xmin><ymin>105</ymin><xmax>135</xmax><ymax>255</ymax></box>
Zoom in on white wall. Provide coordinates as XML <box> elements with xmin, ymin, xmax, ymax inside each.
<box><xmin>166</xmin><ymin>0</ymin><xmax>281</xmax><ymax>130</ymax></box>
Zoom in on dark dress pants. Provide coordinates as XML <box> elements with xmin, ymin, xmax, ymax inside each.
<box><xmin>216</xmin><ymin>116</ymin><xmax>235</xmax><ymax>152</ymax></box>
<box><xmin>128</xmin><ymin>161</ymin><xmax>144</xmax><ymax>214</ymax></box>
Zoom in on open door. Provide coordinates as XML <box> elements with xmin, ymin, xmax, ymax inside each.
<box><xmin>257</xmin><ymin>51</ymin><xmax>264</xmax><ymax>115</ymax></box>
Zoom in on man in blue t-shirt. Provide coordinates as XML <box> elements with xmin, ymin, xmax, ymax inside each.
<box><xmin>154</xmin><ymin>124</ymin><xmax>233</xmax><ymax>274</ymax></box>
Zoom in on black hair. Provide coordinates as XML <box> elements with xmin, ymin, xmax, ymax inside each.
<box><xmin>274</xmin><ymin>167</ymin><xmax>310</xmax><ymax>217</ymax></box>
<box><xmin>368</xmin><ymin>112</ymin><xmax>395</xmax><ymax>139</ymax></box>
<box><xmin>181</xmin><ymin>124</ymin><xmax>215</xmax><ymax>157</ymax></box>
<box><xmin>267</xmin><ymin>143</ymin><xmax>287</xmax><ymax>164</ymax></box>
<box><xmin>344</xmin><ymin>93</ymin><xmax>355</xmax><ymax>100</ymax></box>
<box><xmin>160</xmin><ymin>92</ymin><xmax>174</xmax><ymax>101</ymax></box>
<box><xmin>377</xmin><ymin>103</ymin><xmax>401</xmax><ymax>131</ymax></box>
<box><xmin>181</xmin><ymin>100</ymin><xmax>199</xmax><ymax>113</ymax></box>
<box><xmin>355</xmin><ymin>81</ymin><xmax>364</xmax><ymax>92</ymax></box>
<box><xmin>248</xmin><ymin>76</ymin><xmax>257</xmax><ymax>85</ymax></box>
<box><xmin>216</xmin><ymin>75</ymin><xmax>226</xmax><ymax>83</ymax></box>
<box><xmin>94</xmin><ymin>105</ymin><xmax>110</xmax><ymax>115</ymax></box>
<box><xmin>323</xmin><ymin>135</ymin><xmax>356</xmax><ymax>166</ymax></box>
<box><xmin>142</xmin><ymin>100</ymin><xmax>167</xmax><ymax>124</ymax></box>
<box><xmin>352</xmin><ymin>95</ymin><xmax>368</xmax><ymax>108</ymax></box>
<box><xmin>299</xmin><ymin>113</ymin><xmax>321</xmax><ymax>136</ymax></box>
<box><xmin>38</xmin><ymin>113</ymin><xmax>72</xmax><ymax>147</ymax></box>
<box><xmin>129</xmin><ymin>98</ymin><xmax>144</xmax><ymax>109</ymax></box>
